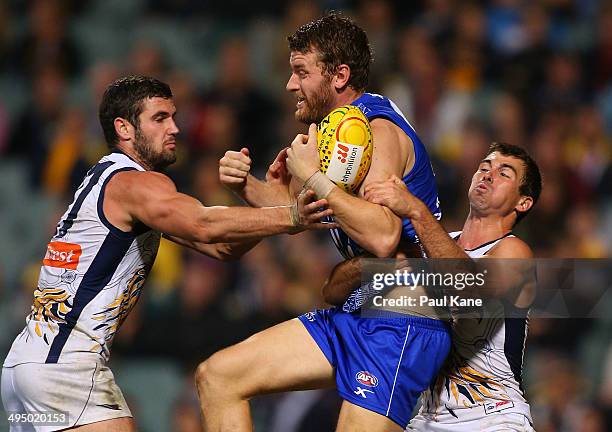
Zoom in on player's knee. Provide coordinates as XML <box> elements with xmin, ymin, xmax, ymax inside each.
<box><xmin>195</xmin><ymin>357</ymin><xmax>217</xmax><ymax>397</ymax></box>
<box><xmin>195</xmin><ymin>352</ymin><xmax>235</xmax><ymax>400</ymax></box>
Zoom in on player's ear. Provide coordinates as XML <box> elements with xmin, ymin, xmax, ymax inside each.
<box><xmin>114</xmin><ymin>117</ymin><xmax>134</xmax><ymax>141</ymax></box>
<box><xmin>515</xmin><ymin>196</ymin><xmax>533</xmax><ymax>214</ymax></box>
<box><xmin>333</xmin><ymin>64</ymin><xmax>351</xmax><ymax>90</ymax></box>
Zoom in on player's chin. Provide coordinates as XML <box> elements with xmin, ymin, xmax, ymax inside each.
<box><xmin>295</xmin><ymin>111</ymin><xmax>319</xmax><ymax>125</ymax></box>
<box><xmin>294</xmin><ymin>109</ymin><xmax>307</xmax><ymax>123</ymax></box>
<box><xmin>295</xmin><ymin>108</ymin><xmax>317</xmax><ymax>124</ymax></box>
<box><xmin>163</xmin><ymin>150</ymin><xmax>177</xmax><ymax>165</ymax></box>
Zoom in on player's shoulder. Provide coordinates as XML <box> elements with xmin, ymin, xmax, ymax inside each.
<box><xmin>108</xmin><ymin>170</ymin><xmax>176</xmax><ymax>199</ymax></box>
<box><xmin>112</xmin><ymin>169</ymin><xmax>173</xmax><ymax>185</ymax></box>
<box><xmin>369</xmin><ymin>116</ymin><xmax>396</xmax><ymax>132</ymax></box>
<box><xmin>370</xmin><ymin>117</ymin><xmax>412</xmax><ymax>145</ymax></box>
<box><xmin>368</xmin><ymin>117</ymin><xmax>415</xmax><ymax>171</ymax></box>
<box><xmin>488</xmin><ymin>236</ymin><xmax>533</xmax><ymax>259</ymax></box>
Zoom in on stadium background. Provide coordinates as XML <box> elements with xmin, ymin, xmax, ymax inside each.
<box><xmin>0</xmin><ymin>0</ymin><xmax>610</xmax><ymax>430</ymax></box>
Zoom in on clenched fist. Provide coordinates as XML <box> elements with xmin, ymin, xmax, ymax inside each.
<box><xmin>219</xmin><ymin>148</ymin><xmax>251</xmax><ymax>194</ymax></box>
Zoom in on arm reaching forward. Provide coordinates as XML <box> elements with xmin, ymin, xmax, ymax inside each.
<box><xmin>103</xmin><ymin>169</ymin><xmax>335</xmax><ymax>245</ymax></box>
<box><xmin>364</xmin><ymin>175</ymin><xmax>535</xmax><ymax>306</ymax></box>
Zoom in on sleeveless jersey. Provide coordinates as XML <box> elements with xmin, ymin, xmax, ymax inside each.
<box><xmin>4</xmin><ymin>152</ymin><xmax>160</xmax><ymax>366</ymax></box>
<box><xmin>329</xmin><ymin>93</ymin><xmax>441</xmax><ymax>259</ymax></box>
<box><xmin>417</xmin><ymin>231</ymin><xmax>532</xmax><ymax>423</ymax></box>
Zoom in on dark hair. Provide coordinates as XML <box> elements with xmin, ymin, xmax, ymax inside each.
<box><xmin>288</xmin><ymin>12</ymin><xmax>372</xmax><ymax>92</ymax></box>
<box><xmin>486</xmin><ymin>142</ymin><xmax>542</xmax><ymax>224</ymax></box>
<box><xmin>99</xmin><ymin>75</ymin><xmax>172</xmax><ymax>148</ymax></box>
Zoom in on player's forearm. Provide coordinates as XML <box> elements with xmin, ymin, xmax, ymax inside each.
<box><xmin>321</xmin><ymin>256</ymin><xmax>364</xmax><ymax>305</ymax></box>
<box><xmin>199</xmin><ymin>205</ymin><xmax>295</xmax><ymax>242</ymax></box>
<box><xmin>402</xmin><ymin>199</ymin><xmax>504</xmax><ymax>301</ymax></box>
<box><xmin>406</xmin><ymin>200</ymin><xmax>468</xmax><ymax>259</ymax></box>
<box><xmin>242</xmin><ymin>175</ymin><xmax>291</xmax><ymax>207</ymax></box>
<box><xmin>165</xmin><ymin>235</ymin><xmax>260</xmax><ymax>261</ymax></box>
<box><xmin>328</xmin><ymin>189</ymin><xmax>401</xmax><ymax>258</ymax></box>
<box><xmin>215</xmin><ymin>239</ymin><xmax>262</xmax><ymax>260</ymax></box>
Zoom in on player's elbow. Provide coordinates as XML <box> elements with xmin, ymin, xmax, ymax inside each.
<box><xmin>369</xmin><ymin>231</ymin><xmax>400</xmax><ymax>258</ymax></box>
<box><xmin>193</xmin><ymin>227</ymin><xmax>215</xmax><ymax>244</ymax></box>
<box><xmin>362</xmin><ymin>213</ymin><xmax>402</xmax><ymax>257</ymax></box>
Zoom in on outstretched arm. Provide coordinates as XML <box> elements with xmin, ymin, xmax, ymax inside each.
<box><xmin>364</xmin><ymin>175</ymin><xmax>535</xmax><ymax>304</ymax></box>
<box><xmin>364</xmin><ymin>176</ymin><xmax>467</xmax><ymax>259</ymax></box>
<box><xmin>104</xmin><ymin>170</ymin><xmax>334</xmax><ymax>244</ymax></box>
<box><xmin>164</xmin><ymin>235</ymin><xmax>261</xmax><ymax>261</ymax></box>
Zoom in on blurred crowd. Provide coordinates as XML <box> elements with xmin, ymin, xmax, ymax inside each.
<box><xmin>0</xmin><ymin>0</ymin><xmax>610</xmax><ymax>431</ymax></box>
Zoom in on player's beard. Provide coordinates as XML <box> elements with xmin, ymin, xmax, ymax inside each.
<box><xmin>134</xmin><ymin>128</ymin><xmax>176</xmax><ymax>171</ymax></box>
<box><xmin>296</xmin><ymin>76</ymin><xmax>335</xmax><ymax>124</ymax></box>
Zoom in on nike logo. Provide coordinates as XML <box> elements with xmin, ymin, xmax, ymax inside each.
<box><xmin>97</xmin><ymin>404</ymin><xmax>121</xmax><ymax>410</ymax></box>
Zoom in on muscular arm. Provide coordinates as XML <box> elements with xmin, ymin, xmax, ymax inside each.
<box><xmin>241</xmin><ymin>174</ymin><xmax>291</xmax><ymax>207</ymax></box>
<box><xmin>365</xmin><ymin>176</ymin><xmax>535</xmax><ymax>305</ymax></box>
<box><xmin>397</xmin><ymin>196</ymin><xmax>467</xmax><ymax>259</ymax></box>
<box><xmin>321</xmin><ymin>242</ymin><xmax>418</xmax><ymax>305</ymax></box>
<box><xmin>326</xmin><ymin>120</ymin><xmax>412</xmax><ymax>257</ymax></box>
<box><xmin>164</xmin><ymin>235</ymin><xmax>260</xmax><ymax>261</ymax></box>
<box><xmin>321</xmin><ymin>256</ymin><xmax>364</xmax><ymax>305</ymax></box>
<box><xmin>286</xmin><ymin>120</ymin><xmax>412</xmax><ymax>257</ymax></box>
<box><xmin>104</xmin><ymin>170</ymin><xmax>330</xmax><ymax>244</ymax></box>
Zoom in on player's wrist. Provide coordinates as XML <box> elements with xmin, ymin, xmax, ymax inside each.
<box><xmin>303</xmin><ymin>171</ymin><xmax>335</xmax><ymax>199</ymax></box>
<box><xmin>405</xmin><ymin>198</ymin><xmax>427</xmax><ymax>221</ymax></box>
<box><xmin>287</xmin><ymin>201</ymin><xmax>304</xmax><ymax>234</ymax></box>
<box><xmin>292</xmin><ymin>165</ymin><xmax>318</xmax><ymax>185</ymax></box>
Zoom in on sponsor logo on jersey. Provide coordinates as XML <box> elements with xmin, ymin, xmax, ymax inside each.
<box><xmin>355</xmin><ymin>371</ymin><xmax>379</xmax><ymax>387</ymax></box>
<box><xmin>484</xmin><ymin>399</ymin><xmax>514</xmax><ymax>415</ymax></box>
<box><xmin>43</xmin><ymin>242</ymin><xmax>82</xmax><ymax>270</ymax></box>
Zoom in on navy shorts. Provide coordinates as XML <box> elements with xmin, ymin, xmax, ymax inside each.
<box><xmin>299</xmin><ymin>308</ymin><xmax>451</xmax><ymax>428</ymax></box>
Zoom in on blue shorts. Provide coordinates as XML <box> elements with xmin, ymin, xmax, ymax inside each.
<box><xmin>299</xmin><ymin>308</ymin><xmax>451</xmax><ymax>428</ymax></box>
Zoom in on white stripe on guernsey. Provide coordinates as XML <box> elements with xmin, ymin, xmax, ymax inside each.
<box><xmin>330</xmin><ymin>228</ymin><xmax>341</xmax><ymax>251</ymax></box>
<box><xmin>388</xmin><ymin>99</ymin><xmax>417</xmax><ymax>131</ymax></box>
<box><xmin>386</xmin><ymin>324</ymin><xmax>411</xmax><ymax>416</ymax></box>
<box><xmin>366</xmin><ymin>92</ymin><xmax>416</xmax><ymax>131</ymax></box>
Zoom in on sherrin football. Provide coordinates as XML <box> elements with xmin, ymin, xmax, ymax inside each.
<box><xmin>317</xmin><ymin>105</ymin><xmax>373</xmax><ymax>194</ymax></box>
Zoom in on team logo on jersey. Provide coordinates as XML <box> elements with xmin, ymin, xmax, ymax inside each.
<box><xmin>29</xmin><ymin>287</ymin><xmax>73</xmax><ymax>344</ymax></box>
<box><xmin>91</xmin><ymin>266</ymin><xmax>148</xmax><ymax>353</ymax></box>
<box><xmin>43</xmin><ymin>242</ymin><xmax>82</xmax><ymax>270</ymax></box>
<box><xmin>355</xmin><ymin>371</ymin><xmax>379</xmax><ymax>387</ymax></box>
<box><xmin>421</xmin><ymin>351</ymin><xmax>509</xmax><ymax>413</ymax></box>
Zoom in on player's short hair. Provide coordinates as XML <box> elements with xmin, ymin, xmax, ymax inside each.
<box><xmin>288</xmin><ymin>12</ymin><xmax>372</xmax><ymax>92</ymax></box>
<box><xmin>486</xmin><ymin>142</ymin><xmax>542</xmax><ymax>224</ymax></box>
<box><xmin>99</xmin><ymin>75</ymin><xmax>173</xmax><ymax>148</ymax></box>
